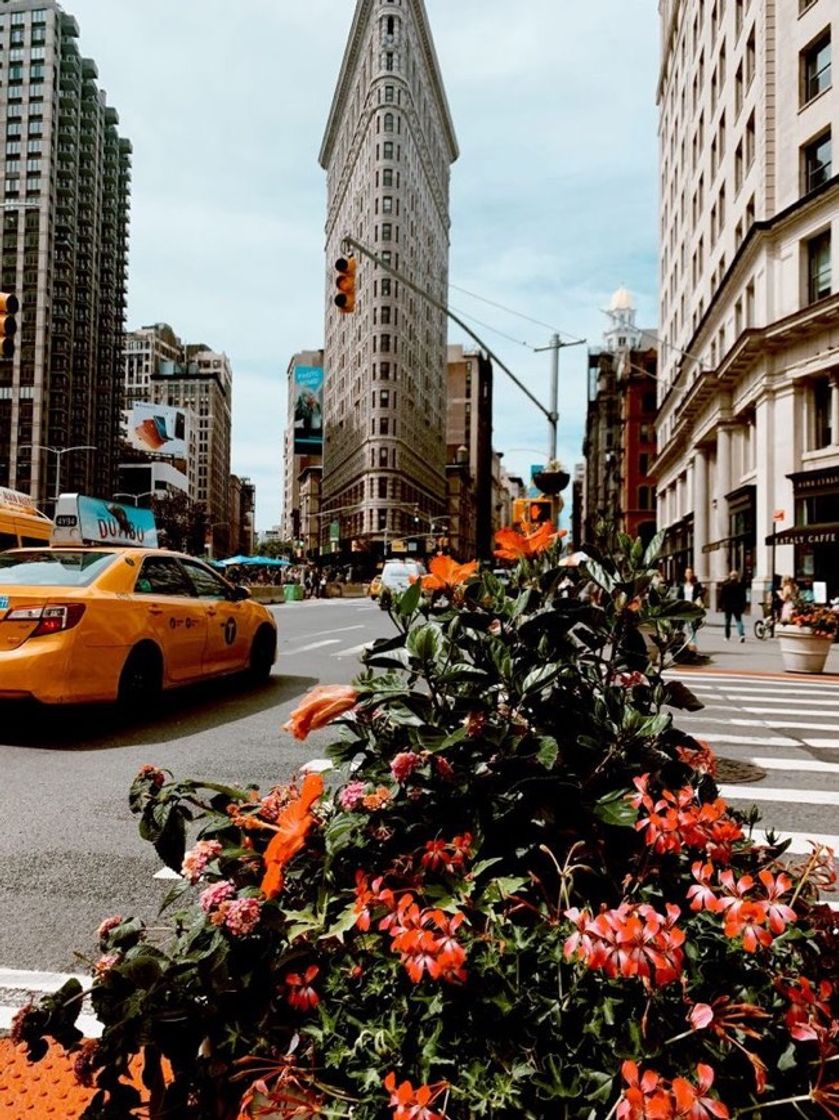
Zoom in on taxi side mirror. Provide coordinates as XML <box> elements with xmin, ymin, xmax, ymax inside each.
<box><xmin>230</xmin><ymin>585</ymin><xmax>251</xmax><ymax>601</ymax></box>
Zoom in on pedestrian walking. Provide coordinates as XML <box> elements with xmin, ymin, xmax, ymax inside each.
<box><xmin>720</xmin><ymin>569</ymin><xmax>747</xmax><ymax>642</ymax></box>
<box><xmin>676</xmin><ymin>566</ymin><xmax>705</xmax><ymax>644</ymax></box>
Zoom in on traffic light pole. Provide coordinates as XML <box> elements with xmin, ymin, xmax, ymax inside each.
<box><xmin>533</xmin><ymin>334</ymin><xmax>585</xmax><ymax>462</ymax></box>
<box><xmin>341</xmin><ymin>236</ymin><xmax>569</xmax><ymax>460</ymax></box>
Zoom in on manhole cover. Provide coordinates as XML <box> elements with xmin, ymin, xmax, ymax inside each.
<box><xmin>715</xmin><ymin>757</ymin><xmax>766</xmax><ymax>783</ymax></box>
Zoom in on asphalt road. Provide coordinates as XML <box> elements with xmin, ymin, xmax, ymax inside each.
<box><xmin>0</xmin><ymin>597</ymin><xmax>391</xmax><ymax>974</ymax></box>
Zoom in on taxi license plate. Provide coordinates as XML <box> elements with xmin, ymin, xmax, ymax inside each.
<box><xmin>0</xmin><ymin>596</ymin><xmax>7</xmax><ymax>610</ymax></box>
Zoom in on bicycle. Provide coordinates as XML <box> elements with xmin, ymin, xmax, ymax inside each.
<box><xmin>753</xmin><ymin>599</ymin><xmax>777</xmax><ymax>640</ymax></box>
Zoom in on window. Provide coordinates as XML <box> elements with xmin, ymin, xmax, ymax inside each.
<box><xmin>383</xmin><ymin>141</ymin><xmax>394</xmax><ymax>159</ymax></box>
<box><xmin>638</xmin><ymin>486</ymin><xmax>653</xmax><ymax>511</ymax></box>
<box><xmin>803</xmin><ymin>129</ymin><xmax>831</xmax><ymax>193</ymax></box>
<box><xmin>811</xmin><ymin>377</ymin><xmax>833</xmax><ymax>447</ymax></box>
<box><xmin>382</xmin><ymin>167</ymin><xmax>393</xmax><ymax>186</ymax></box>
<box><xmin>378</xmin><ymin>477</ymin><xmax>388</xmax><ymax>499</ymax></box>
<box><xmin>802</xmin><ymin>31</ymin><xmax>831</xmax><ymax>105</ymax></box>
<box><xmin>639</xmin><ymin>453</ymin><xmax>650</xmax><ymax>476</ymax></box>
<box><xmin>380</xmin><ymin>333</ymin><xmax>391</xmax><ymax>351</ymax></box>
<box><xmin>807</xmin><ymin>230</ymin><xmax>831</xmax><ymax>302</ymax></box>
<box><xmin>135</xmin><ymin>557</ymin><xmax>194</xmax><ymax>597</ymax></box>
<box><xmin>385</xmin><ymin>52</ymin><xmax>394</xmax><ymax>71</ymax></box>
<box><xmin>385</xmin><ymin>85</ymin><xmax>394</xmax><ymax>102</ymax></box>
<box><xmin>380</xmin><ymin>306</ymin><xmax>391</xmax><ymax>324</ymax></box>
<box><xmin>379</xmin><ymin>361</ymin><xmax>390</xmax><ymax>379</ymax></box>
<box><xmin>381</xmin><ymin>222</ymin><xmax>392</xmax><ymax>240</ymax></box>
<box><xmin>382</xmin><ymin>195</ymin><xmax>393</xmax><ymax>213</ymax></box>
<box><xmin>642</xmin><ymin>390</ymin><xmax>656</xmax><ymax>413</ymax></box>
<box><xmin>379</xmin><ymin>448</ymin><xmax>388</xmax><ymax>466</ymax></box>
<box><xmin>745</xmin><ymin>27</ymin><xmax>755</xmax><ymax>87</ymax></box>
<box><xmin>745</xmin><ymin>111</ymin><xmax>755</xmax><ymax>170</ymax></box>
<box><xmin>384</xmin><ymin>112</ymin><xmax>394</xmax><ymax>132</ymax></box>
<box><xmin>380</xmin><ymin>389</ymin><xmax>390</xmax><ymax>407</ymax></box>
<box><xmin>182</xmin><ymin>560</ymin><xmax>230</xmax><ymax>599</ymax></box>
<box><xmin>380</xmin><ymin>277</ymin><xmax>391</xmax><ymax>296</ymax></box>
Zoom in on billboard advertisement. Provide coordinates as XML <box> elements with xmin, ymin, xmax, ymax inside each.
<box><xmin>52</xmin><ymin>494</ymin><xmax>158</xmax><ymax>548</ymax></box>
<box><xmin>293</xmin><ymin>365</ymin><xmax>324</xmax><ymax>454</ymax></box>
<box><xmin>128</xmin><ymin>403</ymin><xmax>187</xmax><ymax>458</ymax></box>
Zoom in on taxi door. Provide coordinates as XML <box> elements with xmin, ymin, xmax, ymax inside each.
<box><xmin>181</xmin><ymin>558</ymin><xmax>251</xmax><ymax>674</ymax></box>
<box><xmin>133</xmin><ymin>555</ymin><xmax>207</xmax><ymax>683</ymax></box>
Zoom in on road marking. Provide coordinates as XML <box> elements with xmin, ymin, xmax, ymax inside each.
<box><xmin>725</xmin><ymin>696</ymin><xmax>839</xmax><ymax>707</ymax></box>
<box><xmin>737</xmin><ymin>706</ymin><xmax>839</xmax><ymax>718</ymax></box>
<box><xmin>804</xmin><ymin>739</ymin><xmax>839</xmax><ymax>750</ymax></box>
<box><xmin>720</xmin><ymin>785</ymin><xmax>839</xmax><ymax>806</ymax></box>
<box><xmin>752</xmin><ymin>828</ymin><xmax>839</xmax><ymax>854</ymax></box>
<box><xmin>0</xmin><ymin>967</ymin><xmax>88</xmax><ymax>992</ymax></box>
<box><xmin>752</xmin><ymin>757</ymin><xmax>839</xmax><ymax>774</ymax></box>
<box><xmin>0</xmin><ymin>1005</ymin><xmax>102</xmax><ymax>1037</ymax></box>
<box><xmin>280</xmin><ymin>639</ymin><xmax>342</xmax><ymax>654</ymax></box>
<box><xmin>301</xmin><ymin>757</ymin><xmax>334</xmax><ymax>773</ymax></box>
<box><xmin>682</xmin><ymin>732</ymin><xmax>800</xmax><ymax>746</ymax></box>
<box><xmin>298</xmin><ymin>624</ymin><xmax>364</xmax><ymax>640</ymax></box>
<box><xmin>667</xmin><ymin>672</ymin><xmax>839</xmax><ymax>690</ymax></box>
<box><xmin>693</xmin><ymin>717</ymin><xmax>839</xmax><ymax>732</ymax></box>
<box><xmin>333</xmin><ymin>642</ymin><xmax>373</xmax><ymax>657</ymax></box>
<box><xmin>154</xmin><ymin>866</ymin><xmax>181</xmax><ymax>880</ymax></box>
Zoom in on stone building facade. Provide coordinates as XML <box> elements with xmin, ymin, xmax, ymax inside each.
<box><xmin>0</xmin><ymin>0</ymin><xmax>130</xmax><ymax>508</ymax></box>
<box><xmin>656</xmin><ymin>0</ymin><xmax>839</xmax><ymax>605</ymax></box>
<box><xmin>319</xmin><ymin>0</ymin><xmax>458</xmax><ymax>558</ymax></box>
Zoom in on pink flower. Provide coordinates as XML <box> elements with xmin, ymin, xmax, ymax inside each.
<box><xmin>96</xmin><ymin>915</ymin><xmax>123</xmax><ymax>941</ymax></box>
<box><xmin>338</xmin><ymin>780</ymin><xmax>368</xmax><ymax>811</ymax></box>
<box><xmin>224</xmin><ymin>897</ymin><xmax>262</xmax><ymax>937</ymax></box>
<box><xmin>390</xmin><ymin>752</ymin><xmax>423</xmax><ymax>783</ymax></box>
<box><xmin>181</xmin><ymin>838</ymin><xmax>223</xmax><ymax>884</ymax></box>
<box><xmin>199</xmin><ymin>880</ymin><xmax>235</xmax><ymax>914</ymax></box>
<box><xmin>136</xmin><ymin>764</ymin><xmax>165</xmax><ymax>787</ymax></box>
<box><xmin>94</xmin><ymin>952</ymin><xmax>121</xmax><ymax>980</ymax></box>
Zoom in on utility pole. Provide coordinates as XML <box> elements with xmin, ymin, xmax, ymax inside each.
<box><xmin>533</xmin><ymin>334</ymin><xmax>585</xmax><ymax>462</ymax></box>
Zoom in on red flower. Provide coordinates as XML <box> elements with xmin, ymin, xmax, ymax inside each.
<box><xmin>420</xmin><ymin>834</ymin><xmax>473</xmax><ymax>875</ymax></box>
<box><xmin>284</xmin><ymin>964</ymin><xmax>320</xmax><ymax>1012</ymax></box>
<box><xmin>421</xmin><ymin>554</ymin><xmax>479</xmax><ymax>593</ymax></box>
<box><xmin>563</xmin><ymin>902</ymin><xmax>685</xmax><ymax>988</ymax></box>
<box><xmin>282</xmin><ymin>684</ymin><xmax>359</xmax><ymax>740</ymax></box>
<box><xmin>671</xmin><ymin>1064</ymin><xmax>730</xmax><ymax>1119</ymax></box>
<box><xmin>389</xmin><ymin>901</ymin><xmax>467</xmax><ymax>984</ymax></box>
<box><xmin>686</xmin><ymin>862</ymin><xmax>724</xmax><ymax>914</ymax></box>
<box><xmin>493</xmin><ymin>522</ymin><xmax>563</xmax><ymax>562</ymax></box>
<box><xmin>353</xmin><ymin>871</ymin><xmax>395</xmax><ymax>932</ymax></box>
<box><xmin>617</xmin><ymin>1061</ymin><xmax>673</xmax><ymax>1119</ymax></box>
<box><xmin>383</xmin><ymin>1073</ymin><xmax>448</xmax><ymax>1120</ymax></box>
<box><xmin>776</xmin><ymin>975</ymin><xmax>834</xmax><ymax>1041</ymax></box>
<box><xmin>756</xmin><ymin>869</ymin><xmax>797</xmax><ymax>935</ymax></box>
<box><xmin>260</xmin><ymin>772</ymin><xmax>323</xmax><ymax>899</ymax></box>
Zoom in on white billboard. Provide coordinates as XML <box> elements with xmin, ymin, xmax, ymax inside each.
<box><xmin>127</xmin><ymin>403</ymin><xmax>187</xmax><ymax>457</ymax></box>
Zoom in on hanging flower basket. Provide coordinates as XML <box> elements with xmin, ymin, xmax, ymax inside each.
<box><xmin>532</xmin><ymin>468</ymin><xmax>570</xmax><ymax>494</ymax></box>
<box><xmin>776</xmin><ymin>624</ymin><xmax>833</xmax><ymax>673</ymax></box>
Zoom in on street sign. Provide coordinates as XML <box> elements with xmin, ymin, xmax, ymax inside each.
<box><xmin>390</xmin><ymin>538</ymin><xmax>406</xmax><ymax>552</ymax></box>
<box><xmin>773</xmin><ymin>510</ymin><xmax>785</xmax><ymax>522</ymax></box>
<box><xmin>329</xmin><ymin>519</ymin><xmax>340</xmax><ymax>542</ymax></box>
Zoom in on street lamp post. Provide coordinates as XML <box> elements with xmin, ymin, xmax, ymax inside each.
<box><xmin>19</xmin><ymin>443</ymin><xmax>97</xmax><ymax>505</ymax></box>
<box><xmin>113</xmin><ymin>490</ymin><xmax>156</xmax><ymax>507</ymax></box>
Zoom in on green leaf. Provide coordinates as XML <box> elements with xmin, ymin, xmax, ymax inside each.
<box><xmin>324</xmin><ymin>812</ymin><xmax>363</xmax><ymax>858</ymax></box>
<box><xmin>521</xmin><ymin>664</ymin><xmax>559</xmax><ymax>695</ymax></box>
<box><xmin>643</xmin><ymin>528</ymin><xmax>667</xmax><ymax>568</ymax></box>
<box><xmin>583</xmin><ymin>558</ymin><xmax>615</xmax><ymax>594</ymax></box>
<box><xmin>593</xmin><ymin>788</ymin><xmax>637</xmax><ymax>827</ymax></box>
<box><xmin>536</xmin><ymin>736</ymin><xmax>560</xmax><ymax>769</ymax></box>
<box><xmin>320</xmin><ymin>902</ymin><xmax>358</xmax><ymax>943</ymax></box>
<box><xmin>397</xmin><ymin>579</ymin><xmax>422</xmax><ymax>617</ymax></box>
<box><xmin>406</xmin><ymin>622</ymin><xmax>444</xmax><ymax>664</ymax></box>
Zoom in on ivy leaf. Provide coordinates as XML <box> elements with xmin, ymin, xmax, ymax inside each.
<box><xmin>521</xmin><ymin>664</ymin><xmax>559</xmax><ymax>695</ymax></box>
<box><xmin>536</xmin><ymin>736</ymin><xmax>560</xmax><ymax>769</ymax></box>
<box><xmin>320</xmin><ymin>903</ymin><xmax>358</xmax><ymax>944</ymax></box>
<box><xmin>397</xmin><ymin>580</ymin><xmax>422</xmax><ymax>617</ymax></box>
<box><xmin>407</xmin><ymin>623</ymin><xmax>444</xmax><ymax>664</ymax></box>
<box><xmin>593</xmin><ymin>788</ymin><xmax>637</xmax><ymax>827</ymax></box>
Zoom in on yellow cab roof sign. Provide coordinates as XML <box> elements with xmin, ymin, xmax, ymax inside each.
<box><xmin>0</xmin><ymin>485</ymin><xmax>47</xmax><ymax>519</ymax></box>
<box><xmin>52</xmin><ymin>494</ymin><xmax>159</xmax><ymax>548</ymax></box>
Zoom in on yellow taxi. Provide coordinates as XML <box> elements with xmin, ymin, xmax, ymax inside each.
<box><xmin>0</xmin><ymin>495</ymin><xmax>277</xmax><ymax>706</ymax></box>
<box><xmin>369</xmin><ymin>574</ymin><xmax>382</xmax><ymax>600</ymax></box>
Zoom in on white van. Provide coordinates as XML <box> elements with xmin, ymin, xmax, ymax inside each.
<box><xmin>379</xmin><ymin>558</ymin><xmax>426</xmax><ymax>605</ymax></box>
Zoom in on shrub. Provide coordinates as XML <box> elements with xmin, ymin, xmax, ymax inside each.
<box><xmin>16</xmin><ymin>530</ymin><xmax>839</xmax><ymax>1120</ymax></box>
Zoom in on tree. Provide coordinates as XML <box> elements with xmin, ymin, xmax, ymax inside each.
<box><xmin>151</xmin><ymin>492</ymin><xmax>207</xmax><ymax>555</ymax></box>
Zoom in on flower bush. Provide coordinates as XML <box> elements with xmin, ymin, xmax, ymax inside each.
<box><xmin>785</xmin><ymin>601</ymin><xmax>839</xmax><ymax>639</ymax></box>
<box><xmin>14</xmin><ymin>530</ymin><xmax>839</xmax><ymax>1120</ymax></box>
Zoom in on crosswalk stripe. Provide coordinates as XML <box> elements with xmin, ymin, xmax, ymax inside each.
<box><xmin>804</xmin><ymin>739</ymin><xmax>839</xmax><ymax>750</ymax></box>
<box><xmin>738</xmin><ymin>706</ymin><xmax>839</xmax><ymax>719</ymax></box>
<box><xmin>332</xmin><ymin>642</ymin><xmax>372</xmax><ymax>657</ymax></box>
<box><xmin>685</xmin><ymin>732</ymin><xmax>800</xmax><ymax>746</ymax></box>
<box><xmin>724</xmin><ymin>697</ymin><xmax>839</xmax><ymax>707</ymax></box>
<box><xmin>154</xmin><ymin>866</ymin><xmax>180</xmax><ymax>880</ymax></box>
<box><xmin>299</xmin><ymin>624</ymin><xmax>364</xmax><ymax>640</ymax></box>
<box><xmin>752</xmin><ymin>828</ymin><xmax>839</xmax><ymax>854</ymax></box>
<box><xmin>720</xmin><ymin>785</ymin><xmax>839</xmax><ymax>806</ymax></box>
<box><xmin>0</xmin><ymin>967</ymin><xmax>88</xmax><ymax>991</ymax></box>
<box><xmin>668</xmin><ymin>672</ymin><xmax>839</xmax><ymax>689</ymax></box>
<box><xmin>0</xmin><ymin>1005</ymin><xmax>102</xmax><ymax>1037</ymax></box>
<box><xmin>752</xmin><ymin>757</ymin><xmax>839</xmax><ymax>774</ymax></box>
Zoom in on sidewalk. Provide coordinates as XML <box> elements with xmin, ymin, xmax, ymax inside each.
<box><xmin>684</xmin><ymin>609</ymin><xmax>839</xmax><ymax>677</ymax></box>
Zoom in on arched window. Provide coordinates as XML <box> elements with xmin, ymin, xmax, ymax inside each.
<box><xmin>384</xmin><ymin>112</ymin><xmax>394</xmax><ymax>132</ymax></box>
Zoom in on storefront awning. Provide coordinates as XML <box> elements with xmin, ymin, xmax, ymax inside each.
<box><xmin>702</xmin><ymin>537</ymin><xmax>732</xmax><ymax>554</ymax></box>
<box><xmin>765</xmin><ymin>523</ymin><xmax>839</xmax><ymax>546</ymax></box>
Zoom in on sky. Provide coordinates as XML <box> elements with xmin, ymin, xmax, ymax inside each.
<box><xmin>65</xmin><ymin>0</ymin><xmax>660</xmax><ymax>532</ymax></box>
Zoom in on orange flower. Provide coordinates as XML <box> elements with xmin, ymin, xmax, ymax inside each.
<box><xmin>260</xmin><ymin>772</ymin><xmax>324</xmax><ymax>899</ymax></box>
<box><xmin>493</xmin><ymin>522</ymin><xmax>565</xmax><ymax>562</ymax></box>
<box><xmin>421</xmin><ymin>554</ymin><xmax>479</xmax><ymax>593</ymax></box>
<box><xmin>282</xmin><ymin>684</ymin><xmax>359</xmax><ymax>741</ymax></box>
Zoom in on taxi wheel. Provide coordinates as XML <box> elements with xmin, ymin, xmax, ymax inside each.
<box><xmin>118</xmin><ymin>643</ymin><xmax>163</xmax><ymax>711</ymax></box>
<box><xmin>248</xmin><ymin>626</ymin><xmax>277</xmax><ymax>683</ymax></box>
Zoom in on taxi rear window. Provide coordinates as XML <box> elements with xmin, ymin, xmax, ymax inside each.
<box><xmin>0</xmin><ymin>550</ymin><xmax>117</xmax><ymax>586</ymax></box>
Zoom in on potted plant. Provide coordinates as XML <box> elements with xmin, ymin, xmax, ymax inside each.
<box><xmin>777</xmin><ymin>599</ymin><xmax>839</xmax><ymax>673</ymax></box>
<box><xmin>532</xmin><ymin>458</ymin><xmax>570</xmax><ymax>494</ymax></box>
<box><xmin>12</xmin><ymin>529</ymin><xmax>839</xmax><ymax>1120</ymax></box>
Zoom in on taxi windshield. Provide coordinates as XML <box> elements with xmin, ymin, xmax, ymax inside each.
<box><xmin>0</xmin><ymin>550</ymin><xmax>117</xmax><ymax>586</ymax></box>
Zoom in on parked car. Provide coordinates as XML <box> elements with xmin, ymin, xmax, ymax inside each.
<box><xmin>378</xmin><ymin>559</ymin><xmax>426</xmax><ymax>608</ymax></box>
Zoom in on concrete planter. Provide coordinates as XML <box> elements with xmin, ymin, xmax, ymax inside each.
<box><xmin>776</xmin><ymin>624</ymin><xmax>832</xmax><ymax>673</ymax></box>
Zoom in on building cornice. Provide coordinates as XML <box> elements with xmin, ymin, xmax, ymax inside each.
<box><xmin>319</xmin><ymin>0</ymin><xmax>458</xmax><ymax>170</ymax></box>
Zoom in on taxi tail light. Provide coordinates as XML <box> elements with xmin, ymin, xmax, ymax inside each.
<box><xmin>5</xmin><ymin>603</ymin><xmax>86</xmax><ymax>636</ymax></box>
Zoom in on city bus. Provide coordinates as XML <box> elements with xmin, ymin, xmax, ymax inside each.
<box><xmin>0</xmin><ymin>485</ymin><xmax>52</xmax><ymax>550</ymax></box>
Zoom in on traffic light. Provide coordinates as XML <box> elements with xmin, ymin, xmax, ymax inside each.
<box><xmin>334</xmin><ymin>256</ymin><xmax>357</xmax><ymax>313</ymax></box>
<box><xmin>528</xmin><ymin>499</ymin><xmax>553</xmax><ymax>525</ymax></box>
<box><xmin>0</xmin><ymin>293</ymin><xmax>19</xmax><ymax>359</ymax></box>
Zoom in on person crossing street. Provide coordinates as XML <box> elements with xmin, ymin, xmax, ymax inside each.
<box><xmin>720</xmin><ymin>568</ymin><xmax>747</xmax><ymax>642</ymax></box>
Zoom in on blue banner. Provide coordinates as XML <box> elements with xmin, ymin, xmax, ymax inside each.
<box><xmin>293</xmin><ymin>365</ymin><xmax>324</xmax><ymax>454</ymax></box>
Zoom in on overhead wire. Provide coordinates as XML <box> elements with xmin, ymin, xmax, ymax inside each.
<box><xmin>447</xmin><ymin>304</ymin><xmax>534</xmax><ymax>350</ymax></box>
<box><xmin>448</xmin><ymin>282</ymin><xmax>585</xmax><ymax>344</ymax></box>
